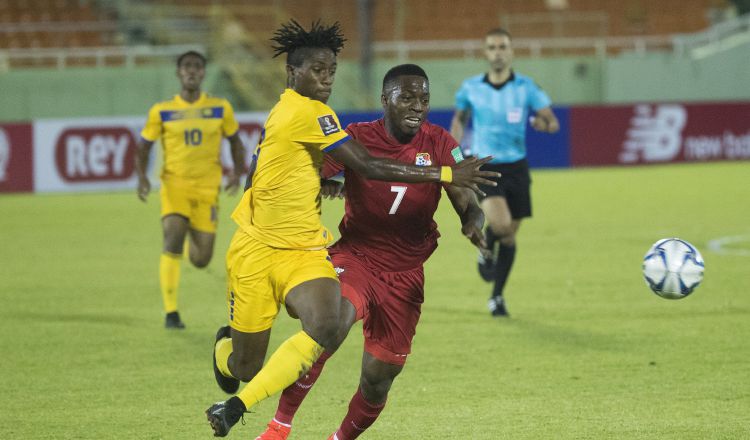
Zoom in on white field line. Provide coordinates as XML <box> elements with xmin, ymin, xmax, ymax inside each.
<box><xmin>707</xmin><ymin>234</ymin><xmax>750</xmax><ymax>256</ymax></box>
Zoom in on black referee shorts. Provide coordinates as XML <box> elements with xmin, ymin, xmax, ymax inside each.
<box><xmin>478</xmin><ymin>158</ymin><xmax>532</xmax><ymax>220</ymax></box>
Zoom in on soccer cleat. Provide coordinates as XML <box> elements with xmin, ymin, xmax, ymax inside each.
<box><xmin>206</xmin><ymin>396</ymin><xmax>246</xmax><ymax>437</ymax></box>
<box><xmin>255</xmin><ymin>419</ymin><xmax>291</xmax><ymax>440</ymax></box>
<box><xmin>213</xmin><ymin>326</ymin><xmax>240</xmax><ymax>394</ymax></box>
<box><xmin>488</xmin><ymin>296</ymin><xmax>509</xmax><ymax>317</ymax></box>
<box><xmin>477</xmin><ymin>251</ymin><xmax>495</xmax><ymax>282</ymax></box>
<box><xmin>165</xmin><ymin>311</ymin><xmax>185</xmax><ymax>329</ymax></box>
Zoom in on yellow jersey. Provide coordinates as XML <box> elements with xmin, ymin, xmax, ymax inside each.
<box><xmin>141</xmin><ymin>92</ymin><xmax>239</xmax><ymax>190</ymax></box>
<box><xmin>232</xmin><ymin>89</ymin><xmax>350</xmax><ymax>250</ymax></box>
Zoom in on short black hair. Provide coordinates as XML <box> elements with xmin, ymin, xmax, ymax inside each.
<box><xmin>486</xmin><ymin>27</ymin><xmax>512</xmax><ymax>40</ymax></box>
<box><xmin>176</xmin><ymin>50</ymin><xmax>207</xmax><ymax>68</ymax></box>
<box><xmin>270</xmin><ymin>19</ymin><xmax>346</xmax><ymax>67</ymax></box>
<box><xmin>382</xmin><ymin>64</ymin><xmax>429</xmax><ymax>90</ymax></box>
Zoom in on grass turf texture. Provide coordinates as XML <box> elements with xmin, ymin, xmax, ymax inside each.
<box><xmin>1</xmin><ymin>162</ymin><xmax>748</xmax><ymax>439</ymax></box>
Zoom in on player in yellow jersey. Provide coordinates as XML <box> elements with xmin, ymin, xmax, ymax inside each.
<box><xmin>205</xmin><ymin>21</ymin><xmax>500</xmax><ymax>437</ymax></box>
<box><xmin>135</xmin><ymin>51</ymin><xmax>246</xmax><ymax>330</ymax></box>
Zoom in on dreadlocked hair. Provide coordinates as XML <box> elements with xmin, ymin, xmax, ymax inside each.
<box><xmin>271</xmin><ymin>19</ymin><xmax>346</xmax><ymax>66</ymax></box>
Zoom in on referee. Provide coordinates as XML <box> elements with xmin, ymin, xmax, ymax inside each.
<box><xmin>450</xmin><ymin>27</ymin><xmax>560</xmax><ymax>317</ymax></box>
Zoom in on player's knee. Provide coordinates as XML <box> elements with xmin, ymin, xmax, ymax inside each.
<box><xmin>163</xmin><ymin>240</ymin><xmax>184</xmax><ymax>255</ymax></box>
<box><xmin>306</xmin><ymin>319</ymin><xmax>340</xmax><ymax>351</ymax></box>
<box><xmin>499</xmin><ymin>234</ymin><xmax>516</xmax><ymax>247</ymax></box>
<box><xmin>489</xmin><ymin>222</ymin><xmax>513</xmax><ymax>238</ymax></box>
<box><xmin>190</xmin><ymin>252</ymin><xmax>211</xmax><ymax>268</ymax></box>
<box><xmin>360</xmin><ymin>375</ymin><xmax>394</xmax><ymax>403</ymax></box>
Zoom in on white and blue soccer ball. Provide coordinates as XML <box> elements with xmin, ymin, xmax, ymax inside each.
<box><xmin>642</xmin><ymin>238</ymin><xmax>705</xmax><ymax>299</ymax></box>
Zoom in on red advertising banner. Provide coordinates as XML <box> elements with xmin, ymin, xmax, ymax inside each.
<box><xmin>570</xmin><ymin>102</ymin><xmax>750</xmax><ymax>166</ymax></box>
<box><xmin>0</xmin><ymin>123</ymin><xmax>33</xmax><ymax>193</ymax></box>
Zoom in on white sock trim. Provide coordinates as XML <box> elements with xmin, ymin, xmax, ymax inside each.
<box><xmin>272</xmin><ymin>418</ymin><xmax>292</xmax><ymax>428</ymax></box>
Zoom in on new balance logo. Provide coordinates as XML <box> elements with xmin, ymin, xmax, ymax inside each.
<box><xmin>620</xmin><ymin>105</ymin><xmax>687</xmax><ymax>163</ymax></box>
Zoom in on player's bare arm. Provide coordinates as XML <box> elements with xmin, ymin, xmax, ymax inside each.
<box><xmin>225</xmin><ymin>133</ymin><xmax>246</xmax><ymax>195</ymax></box>
<box><xmin>450</xmin><ymin>108</ymin><xmax>471</xmax><ymax>145</ymax></box>
<box><xmin>530</xmin><ymin>107</ymin><xmax>560</xmax><ymax>133</ymax></box>
<box><xmin>135</xmin><ymin>138</ymin><xmax>154</xmax><ymax>201</ymax></box>
<box><xmin>446</xmin><ymin>185</ymin><xmax>487</xmax><ymax>253</ymax></box>
<box><xmin>327</xmin><ymin>138</ymin><xmax>500</xmax><ymax>196</ymax></box>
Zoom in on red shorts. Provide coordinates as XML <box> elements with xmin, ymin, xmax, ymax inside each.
<box><xmin>330</xmin><ymin>246</ymin><xmax>424</xmax><ymax>366</ymax></box>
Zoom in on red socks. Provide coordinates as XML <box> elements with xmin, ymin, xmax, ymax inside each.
<box><xmin>334</xmin><ymin>387</ymin><xmax>386</xmax><ymax>440</ymax></box>
<box><xmin>274</xmin><ymin>351</ymin><xmax>332</xmax><ymax>424</ymax></box>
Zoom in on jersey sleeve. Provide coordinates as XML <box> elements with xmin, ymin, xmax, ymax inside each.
<box><xmin>222</xmin><ymin>100</ymin><xmax>240</xmax><ymax>137</ymax></box>
<box><xmin>436</xmin><ymin>128</ymin><xmax>464</xmax><ymax>166</ymax></box>
<box><xmin>321</xmin><ymin>125</ymin><xmax>350</xmax><ymax>178</ymax></box>
<box><xmin>296</xmin><ymin>102</ymin><xmax>350</xmax><ymax>153</ymax></box>
<box><xmin>140</xmin><ymin>104</ymin><xmax>162</xmax><ymax>142</ymax></box>
<box><xmin>528</xmin><ymin>80</ymin><xmax>552</xmax><ymax>112</ymax></box>
<box><xmin>454</xmin><ymin>81</ymin><xmax>471</xmax><ymax>111</ymax></box>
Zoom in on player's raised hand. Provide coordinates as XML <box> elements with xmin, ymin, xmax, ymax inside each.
<box><xmin>225</xmin><ymin>172</ymin><xmax>241</xmax><ymax>195</ymax></box>
<box><xmin>137</xmin><ymin>177</ymin><xmax>151</xmax><ymax>202</ymax></box>
<box><xmin>450</xmin><ymin>156</ymin><xmax>501</xmax><ymax>197</ymax></box>
<box><xmin>320</xmin><ymin>179</ymin><xmax>345</xmax><ymax>199</ymax></box>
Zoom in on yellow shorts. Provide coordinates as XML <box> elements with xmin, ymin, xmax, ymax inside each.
<box><xmin>225</xmin><ymin>229</ymin><xmax>339</xmax><ymax>333</ymax></box>
<box><xmin>160</xmin><ymin>181</ymin><xmax>219</xmax><ymax>233</ymax></box>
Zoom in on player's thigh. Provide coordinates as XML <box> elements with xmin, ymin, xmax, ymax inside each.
<box><xmin>362</xmin><ymin>268</ymin><xmax>424</xmax><ymax>366</ymax></box>
<box><xmin>359</xmin><ymin>351</ymin><xmax>404</xmax><ymax>403</ymax></box>
<box><xmin>161</xmin><ymin>214</ymin><xmax>189</xmax><ymax>253</ymax></box>
<box><xmin>225</xmin><ymin>232</ymin><xmax>282</xmax><ymax>333</ymax></box>
<box><xmin>481</xmin><ymin>196</ymin><xmax>513</xmax><ymax>233</ymax></box>
<box><xmin>285</xmin><ymin>277</ymin><xmax>342</xmax><ymax>348</ymax></box>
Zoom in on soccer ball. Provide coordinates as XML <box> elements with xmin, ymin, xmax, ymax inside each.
<box><xmin>642</xmin><ymin>238</ymin><xmax>704</xmax><ymax>299</ymax></box>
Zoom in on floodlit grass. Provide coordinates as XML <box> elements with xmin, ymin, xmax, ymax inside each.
<box><xmin>1</xmin><ymin>162</ymin><xmax>748</xmax><ymax>439</ymax></box>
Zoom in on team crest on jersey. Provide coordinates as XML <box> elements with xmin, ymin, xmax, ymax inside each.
<box><xmin>415</xmin><ymin>153</ymin><xmax>432</xmax><ymax>166</ymax></box>
<box><xmin>318</xmin><ymin>115</ymin><xmax>340</xmax><ymax>135</ymax></box>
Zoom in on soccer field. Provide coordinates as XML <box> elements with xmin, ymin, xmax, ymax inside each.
<box><xmin>1</xmin><ymin>162</ymin><xmax>748</xmax><ymax>439</ymax></box>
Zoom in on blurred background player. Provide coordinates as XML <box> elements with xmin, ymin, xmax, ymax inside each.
<box><xmin>451</xmin><ymin>28</ymin><xmax>559</xmax><ymax>317</ymax></box>
<box><xmin>135</xmin><ymin>50</ymin><xmax>246</xmax><ymax>329</ymax></box>
<box><xmin>205</xmin><ymin>21</ymin><xmax>499</xmax><ymax>438</ymax></box>
<box><xmin>254</xmin><ymin>64</ymin><xmax>487</xmax><ymax>440</ymax></box>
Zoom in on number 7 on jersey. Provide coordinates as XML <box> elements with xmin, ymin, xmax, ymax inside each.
<box><xmin>389</xmin><ymin>185</ymin><xmax>407</xmax><ymax>215</ymax></box>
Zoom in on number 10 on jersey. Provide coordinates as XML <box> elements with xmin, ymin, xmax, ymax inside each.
<box><xmin>184</xmin><ymin>129</ymin><xmax>202</xmax><ymax>146</ymax></box>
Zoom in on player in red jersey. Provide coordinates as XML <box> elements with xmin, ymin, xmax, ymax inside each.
<box><xmin>254</xmin><ymin>64</ymin><xmax>490</xmax><ymax>440</ymax></box>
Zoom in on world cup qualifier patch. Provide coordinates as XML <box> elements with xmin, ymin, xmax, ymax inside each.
<box><xmin>317</xmin><ymin>115</ymin><xmax>340</xmax><ymax>135</ymax></box>
<box><xmin>415</xmin><ymin>152</ymin><xmax>432</xmax><ymax>166</ymax></box>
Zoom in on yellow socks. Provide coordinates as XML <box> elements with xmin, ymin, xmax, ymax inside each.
<box><xmin>215</xmin><ymin>337</ymin><xmax>235</xmax><ymax>378</ymax></box>
<box><xmin>237</xmin><ymin>331</ymin><xmax>324</xmax><ymax>410</ymax></box>
<box><xmin>159</xmin><ymin>252</ymin><xmax>181</xmax><ymax>313</ymax></box>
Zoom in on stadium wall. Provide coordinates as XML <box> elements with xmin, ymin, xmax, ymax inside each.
<box><xmin>2</xmin><ymin>102</ymin><xmax>748</xmax><ymax>194</ymax></box>
<box><xmin>1</xmin><ymin>41</ymin><xmax>749</xmax><ymax>121</ymax></box>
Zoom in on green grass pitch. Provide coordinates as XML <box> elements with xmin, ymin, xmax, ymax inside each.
<box><xmin>1</xmin><ymin>162</ymin><xmax>748</xmax><ymax>439</ymax></box>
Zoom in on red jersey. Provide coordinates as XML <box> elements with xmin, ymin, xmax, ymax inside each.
<box><xmin>323</xmin><ymin>119</ymin><xmax>462</xmax><ymax>272</ymax></box>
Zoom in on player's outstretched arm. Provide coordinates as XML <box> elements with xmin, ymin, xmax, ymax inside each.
<box><xmin>225</xmin><ymin>133</ymin><xmax>246</xmax><ymax>195</ymax></box>
<box><xmin>445</xmin><ymin>185</ymin><xmax>487</xmax><ymax>253</ymax></box>
<box><xmin>135</xmin><ymin>139</ymin><xmax>154</xmax><ymax>202</ymax></box>
<box><xmin>327</xmin><ymin>138</ymin><xmax>500</xmax><ymax>196</ymax></box>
